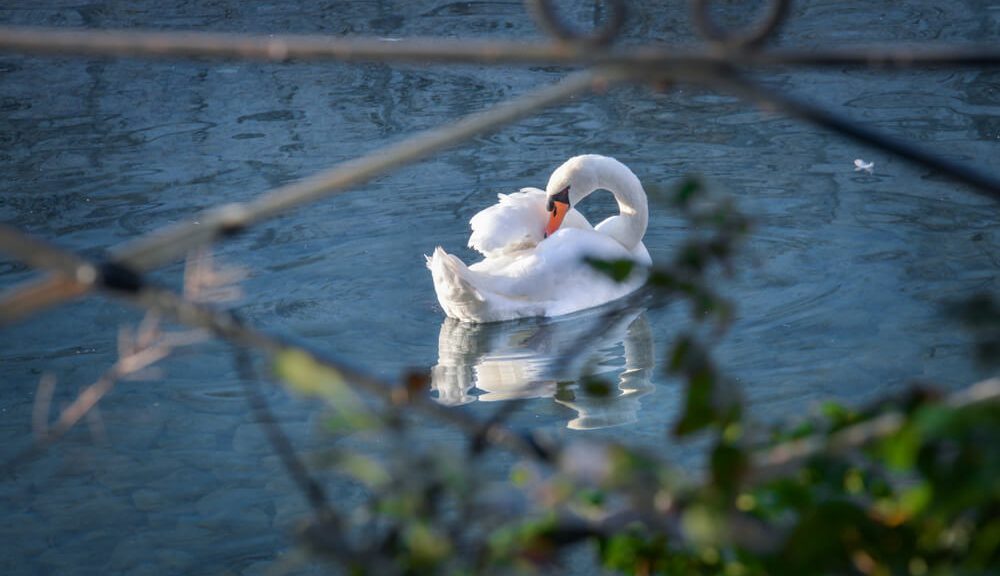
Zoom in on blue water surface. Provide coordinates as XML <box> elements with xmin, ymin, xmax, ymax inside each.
<box><xmin>1</xmin><ymin>1</ymin><xmax>998</xmax><ymax>573</ymax></box>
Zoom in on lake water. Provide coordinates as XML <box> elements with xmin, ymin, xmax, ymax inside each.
<box><xmin>1</xmin><ymin>1</ymin><xmax>998</xmax><ymax>573</ymax></box>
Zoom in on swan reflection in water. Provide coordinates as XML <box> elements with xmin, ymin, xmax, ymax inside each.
<box><xmin>431</xmin><ymin>307</ymin><xmax>655</xmax><ymax>430</ymax></box>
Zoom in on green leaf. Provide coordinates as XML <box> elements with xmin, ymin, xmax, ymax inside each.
<box><xmin>820</xmin><ymin>401</ymin><xmax>853</xmax><ymax>427</ymax></box>
<box><xmin>668</xmin><ymin>335</ymin><xmax>694</xmax><ymax>373</ymax></box>
<box><xmin>711</xmin><ymin>441</ymin><xmax>748</xmax><ymax>496</ymax></box>
<box><xmin>404</xmin><ymin>521</ymin><xmax>452</xmax><ymax>567</ymax></box>
<box><xmin>673</xmin><ymin>177</ymin><xmax>703</xmax><ymax>209</ymax></box>
<box><xmin>681</xmin><ymin>505</ymin><xmax>724</xmax><ymax>546</ymax></box>
<box><xmin>676</xmin><ymin>242</ymin><xmax>707</xmax><ymax>273</ymax></box>
<box><xmin>586</xmin><ymin>258</ymin><xmax>636</xmax><ymax>282</ymax></box>
<box><xmin>898</xmin><ymin>482</ymin><xmax>932</xmax><ymax>516</ymax></box>
<box><xmin>581</xmin><ymin>375</ymin><xmax>613</xmax><ymax>397</ymax></box>
<box><xmin>274</xmin><ymin>349</ymin><xmax>347</xmax><ymax>398</ymax></box>
<box><xmin>778</xmin><ymin>500</ymin><xmax>874</xmax><ymax>573</ymax></box>
<box><xmin>878</xmin><ymin>423</ymin><xmax>921</xmax><ymax>470</ymax></box>
<box><xmin>336</xmin><ymin>453</ymin><xmax>391</xmax><ymax>489</ymax></box>
<box><xmin>674</xmin><ymin>367</ymin><xmax>716</xmax><ymax>436</ymax></box>
<box><xmin>274</xmin><ymin>349</ymin><xmax>378</xmax><ymax>430</ymax></box>
<box><xmin>646</xmin><ymin>269</ymin><xmax>681</xmax><ymax>291</ymax></box>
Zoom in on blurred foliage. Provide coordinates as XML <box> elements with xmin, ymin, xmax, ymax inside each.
<box><xmin>275</xmin><ymin>178</ymin><xmax>999</xmax><ymax>575</ymax></box>
<box><xmin>947</xmin><ymin>293</ymin><xmax>1000</xmax><ymax>366</ymax></box>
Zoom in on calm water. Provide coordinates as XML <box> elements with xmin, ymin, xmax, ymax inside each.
<box><xmin>1</xmin><ymin>1</ymin><xmax>998</xmax><ymax>573</ymax></box>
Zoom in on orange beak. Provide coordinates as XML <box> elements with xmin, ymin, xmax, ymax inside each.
<box><xmin>545</xmin><ymin>200</ymin><xmax>569</xmax><ymax>238</ymax></box>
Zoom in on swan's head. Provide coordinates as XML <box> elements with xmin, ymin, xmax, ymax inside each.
<box><xmin>543</xmin><ymin>156</ymin><xmax>600</xmax><ymax>238</ymax></box>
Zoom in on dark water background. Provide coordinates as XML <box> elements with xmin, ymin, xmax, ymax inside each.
<box><xmin>1</xmin><ymin>1</ymin><xmax>998</xmax><ymax>573</ymax></box>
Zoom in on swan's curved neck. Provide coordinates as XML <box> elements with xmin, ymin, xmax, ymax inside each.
<box><xmin>590</xmin><ymin>157</ymin><xmax>648</xmax><ymax>250</ymax></box>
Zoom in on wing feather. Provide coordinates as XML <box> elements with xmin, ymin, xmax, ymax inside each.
<box><xmin>468</xmin><ymin>188</ymin><xmax>592</xmax><ymax>257</ymax></box>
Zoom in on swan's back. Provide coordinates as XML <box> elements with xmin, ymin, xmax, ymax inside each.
<box><xmin>468</xmin><ymin>188</ymin><xmax>591</xmax><ymax>258</ymax></box>
<box><xmin>427</xmin><ymin>228</ymin><xmax>647</xmax><ymax>322</ymax></box>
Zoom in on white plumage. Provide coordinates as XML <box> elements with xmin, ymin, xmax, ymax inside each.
<box><xmin>427</xmin><ymin>155</ymin><xmax>651</xmax><ymax>323</ymax></box>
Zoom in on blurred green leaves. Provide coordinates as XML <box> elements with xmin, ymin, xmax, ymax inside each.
<box><xmin>585</xmin><ymin>257</ymin><xmax>636</xmax><ymax>282</ymax></box>
<box><xmin>947</xmin><ymin>293</ymin><xmax>1000</xmax><ymax>366</ymax></box>
<box><xmin>274</xmin><ymin>348</ymin><xmax>379</xmax><ymax>431</ymax></box>
<box><xmin>272</xmin><ymin>178</ymin><xmax>998</xmax><ymax>576</ymax></box>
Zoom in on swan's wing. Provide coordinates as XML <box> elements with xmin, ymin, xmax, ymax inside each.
<box><xmin>468</xmin><ymin>188</ymin><xmax>592</xmax><ymax>257</ymax></box>
<box><xmin>468</xmin><ymin>188</ymin><xmax>546</xmax><ymax>257</ymax></box>
<box><xmin>467</xmin><ymin>228</ymin><xmax>645</xmax><ymax>318</ymax></box>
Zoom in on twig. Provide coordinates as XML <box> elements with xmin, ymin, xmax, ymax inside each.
<box><xmin>31</xmin><ymin>373</ymin><xmax>57</xmax><ymax>441</ymax></box>
<box><xmin>468</xmin><ymin>400</ymin><xmax>528</xmax><ymax>457</ymax></box>
<box><xmin>525</xmin><ymin>0</ymin><xmax>626</xmax><ymax>46</ymax></box>
<box><xmin>0</xmin><ymin>227</ymin><xmax>99</xmax><ymax>285</ymax></box>
<box><xmin>232</xmin><ymin>345</ymin><xmax>336</xmax><ymax>524</ymax></box>
<box><xmin>129</xmin><ymin>281</ymin><xmax>551</xmax><ymax>461</ymax></box>
<box><xmin>0</xmin><ymin>225</ymin><xmax>550</xmax><ymax>465</ymax></box>
<box><xmin>0</xmin><ymin>226</ymin><xmax>99</xmax><ymax>325</ymax></box>
<box><xmin>3</xmin><ymin>340</ymin><xmax>172</xmax><ymax>475</ymax></box>
<box><xmin>85</xmin><ymin>404</ymin><xmax>109</xmax><ymax>446</ymax></box>
<box><xmin>0</xmin><ymin>275</ymin><xmax>90</xmax><ymax>325</ymax></box>
<box><xmin>184</xmin><ymin>249</ymin><xmax>246</xmax><ymax>303</ymax></box>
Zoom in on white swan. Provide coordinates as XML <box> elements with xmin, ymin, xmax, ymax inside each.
<box><xmin>427</xmin><ymin>155</ymin><xmax>651</xmax><ymax>323</ymax></box>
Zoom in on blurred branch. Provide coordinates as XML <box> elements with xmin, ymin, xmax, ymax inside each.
<box><xmin>0</xmin><ymin>274</ymin><xmax>90</xmax><ymax>324</ymax></box>
<box><xmin>31</xmin><ymin>373</ymin><xmax>57</xmax><ymax>442</ymax></box>
<box><xmin>0</xmin><ymin>225</ymin><xmax>550</xmax><ymax>468</ymax></box>
<box><xmin>3</xmin><ymin>312</ymin><xmax>203</xmax><ymax>475</ymax></box>
<box><xmin>747</xmin><ymin>377</ymin><xmax>1000</xmax><ymax>484</ymax></box>
<box><xmin>1</xmin><ymin>5</ymin><xmax>996</xmax><ymax>570</ymax></box>
<box><xmin>232</xmin><ymin>346</ymin><xmax>336</xmax><ymax>525</ymax></box>
<box><xmin>0</xmin><ymin>225</ymin><xmax>99</xmax><ymax>285</ymax></box>
<box><xmin>184</xmin><ymin>249</ymin><xmax>246</xmax><ymax>303</ymax></box>
<box><xmin>0</xmin><ymin>226</ymin><xmax>100</xmax><ymax>325</ymax></box>
<box><xmin>0</xmin><ymin>25</ymin><xmax>997</xmax><ymax>69</ymax></box>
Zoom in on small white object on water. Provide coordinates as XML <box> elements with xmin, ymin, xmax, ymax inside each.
<box><xmin>854</xmin><ymin>159</ymin><xmax>875</xmax><ymax>173</ymax></box>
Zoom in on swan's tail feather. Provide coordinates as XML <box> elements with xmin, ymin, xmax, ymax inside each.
<box><xmin>427</xmin><ymin>247</ymin><xmax>488</xmax><ymax>320</ymax></box>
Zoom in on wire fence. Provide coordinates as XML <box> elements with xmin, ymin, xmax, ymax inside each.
<box><xmin>1</xmin><ymin>0</ymin><xmax>999</xmax><ymax>540</ymax></box>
